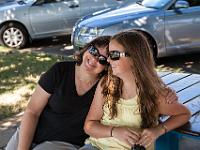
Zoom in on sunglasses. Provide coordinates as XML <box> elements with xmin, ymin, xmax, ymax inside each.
<box><xmin>108</xmin><ymin>51</ymin><xmax>130</xmax><ymax>60</ymax></box>
<box><xmin>87</xmin><ymin>45</ymin><xmax>108</xmax><ymax>65</ymax></box>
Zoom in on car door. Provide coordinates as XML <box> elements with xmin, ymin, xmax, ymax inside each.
<box><xmin>60</xmin><ymin>0</ymin><xmax>81</xmax><ymax>33</ymax></box>
<box><xmin>164</xmin><ymin>0</ymin><xmax>200</xmax><ymax>54</ymax></box>
<box><xmin>29</xmin><ymin>0</ymin><xmax>80</xmax><ymax>37</ymax></box>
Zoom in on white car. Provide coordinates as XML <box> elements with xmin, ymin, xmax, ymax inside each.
<box><xmin>0</xmin><ymin>0</ymin><xmax>130</xmax><ymax>48</ymax></box>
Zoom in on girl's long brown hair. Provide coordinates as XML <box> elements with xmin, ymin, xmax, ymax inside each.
<box><xmin>101</xmin><ymin>67</ymin><xmax>123</xmax><ymax>118</ymax></box>
<box><xmin>101</xmin><ymin>31</ymin><xmax>166</xmax><ymax>128</ymax></box>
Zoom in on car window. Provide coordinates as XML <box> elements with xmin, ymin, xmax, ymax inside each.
<box><xmin>168</xmin><ymin>0</ymin><xmax>200</xmax><ymax>10</ymax></box>
<box><xmin>187</xmin><ymin>0</ymin><xmax>200</xmax><ymax>7</ymax></box>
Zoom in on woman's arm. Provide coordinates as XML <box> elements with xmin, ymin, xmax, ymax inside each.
<box><xmin>163</xmin><ymin>86</ymin><xmax>178</xmax><ymax>104</ymax></box>
<box><xmin>17</xmin><ymin>85</ymin><xmax>50</xmax><ymax>150</ymax></box>
<box><xmin>84</xmin><ymin>80</ymin><xmax>140</xmax><ymax>147</ymax></box>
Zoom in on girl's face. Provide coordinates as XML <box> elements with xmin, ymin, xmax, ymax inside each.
<box><xmin>108</xmin><ymin>40</ymin><xmax>132</xmax><ymax>77</ymax></box>
<box><xmin>82</xmin><ymin>45</ymin><xmax>108</xmax><ymax>75</ymax></box>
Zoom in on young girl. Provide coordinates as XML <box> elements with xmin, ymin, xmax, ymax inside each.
<box><xmin>81</xmin><ymin>31</ymin><xmax>191</xmax><ymax>150</ymax></box>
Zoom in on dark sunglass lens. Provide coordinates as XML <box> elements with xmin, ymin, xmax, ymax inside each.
<box><xmin>88</xmin><ymin>46</ymin><xmax>99</xmax><ymax>57</ymax></box>
<box><xmin>98</xmin><ymin>56</ymin><xmax>107</xmax><ymax>65</ymax></box>
<box><xmin>110</xmin><ymin>51</ymin><xmax>120</xmax><ymax>60</ymax></box>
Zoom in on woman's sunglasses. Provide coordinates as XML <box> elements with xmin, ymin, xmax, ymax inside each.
<box><xmin>87</xmin><ymin>45</ymin><xmax>108</xmax><ymax>65</ymax></box>
<box><xmin>108</xmin><ymin>51</ymin><xmax>130</xmax><ymax>60</ymax></box>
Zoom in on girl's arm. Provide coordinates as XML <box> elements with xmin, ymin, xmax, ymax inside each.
<box><xmin>138</xmin><ymin>96</ymin><xmax>191</xmax><ymax>148</ymax></box>
<box><xmin>17</xmin><ymin>85</ymin><xmax>50</xmax><ymax>150</ymax></box>
<box><xmin>84</xmin><ymin>80</ymin><xmax>140</xmax><ymax>147</ymax></box>
<box><xmin>84</xmin><ymin>80</ymin><xmax>113</xmax><ymax>138</ymax></box>
<box><xmin>158</xmin><ymin>97</ymin><xmax>191</xmax><ymax>133</ymax></box>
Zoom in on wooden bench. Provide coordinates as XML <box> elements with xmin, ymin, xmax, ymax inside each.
<box><xmin>156</xmin><ymin>72</ymin><xmax>200</xmax><ymax>150</ymax></box>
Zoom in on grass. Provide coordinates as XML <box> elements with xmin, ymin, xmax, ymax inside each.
<box><xmin>0</xmin><ymin>47</ymin><xmax>72</xmax><ymax>120</ymax></box>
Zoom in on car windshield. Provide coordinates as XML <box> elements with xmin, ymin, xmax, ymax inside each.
<box><xmin>137</xmin><ymin>0</ymin><xmax>172</xmax><ymax>9</ymax></box>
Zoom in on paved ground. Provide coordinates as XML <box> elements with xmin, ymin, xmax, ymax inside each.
<box><xmin>0</xmin><ymin>36</ymin><xmax>200</xmax><ymax>149</ymax></box>
<box><xmin>0</xmin><ymin>113</ymin><xmax>22</xmax><ymax>149</ymax></box>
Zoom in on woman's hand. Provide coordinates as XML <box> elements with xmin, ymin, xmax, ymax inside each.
<box><xmin>112</xmin><ymin>127</ymin><xmax>141</xmax><ymax>147</ymax></box>
<box><xmin>164</xmin><ymin>87</ymin><xmax>178</xmax><ymax>104</ymax></box>
<box><xmin>137</xmin><ymin>127</ymin><xmax>163</xmax><ymax>148</ymax></box>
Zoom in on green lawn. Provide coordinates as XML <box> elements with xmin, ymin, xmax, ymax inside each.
<box><xmin>0</xmin><ymin>47</ymin><xmax>72</xmax><ymax>119</ymax></box>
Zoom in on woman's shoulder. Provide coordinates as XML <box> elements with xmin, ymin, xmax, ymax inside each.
<box><xmin>44</xmin><ymin>61</ymin><xmax>76</xmax><ymax>79</ymax></box>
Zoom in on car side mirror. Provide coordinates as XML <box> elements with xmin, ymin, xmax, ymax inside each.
<box><xmin>174</xmin><ymin>0</ymin><xmax>189</xmax><ymax>9</ymax></box>
<box><xmin>68</xmin><ymin>0</ymin><xmax>79</xmax><ymax>8</ymax></box>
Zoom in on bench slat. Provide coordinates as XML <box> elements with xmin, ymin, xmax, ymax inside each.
<box><xmin>161</xmin><ymin>73</ymin><xmax>190</xmax><ymax>85</ymax></box>
<box><xmin>176</xmin><ymin>82</ymin><xmax>200</xmax><ymax>104</ymax></box>
<box><xmin>185</xmin><ymin>96</ymin><xmax>200</xmax><ymax>116</ymax></box>
<box><xmin>159</xmin><ymin>72</ymin><xmax>200</xmax><ymax>137</ymax></box>
<box><xmin>177</xmin><ymin>112</ymin><xmax>200</xmax><ymax>136</ymax></box>
<box><xmin>168</xmin><ymin>74</ymin><xmax>200</xmax><ymax>92</ymax></box>
<box><xmin>157</xmin><ymin>72</ymin><xmax>172</xmax><ymax>77</ymax></box>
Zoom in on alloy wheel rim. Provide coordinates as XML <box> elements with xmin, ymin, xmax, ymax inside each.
<box><xmin>3</xmin><ymin>27</ymin><xmax>23</xmax><ymax>48</ymax></box>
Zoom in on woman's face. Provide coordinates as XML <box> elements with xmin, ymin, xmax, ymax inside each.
<box><xmin>82</xmin><ymin>45</ymin><xmax>108</xmax><ymax>75</ymax></box>
<box><xmin>108</xmin><ymin>40</ymin><xmax>132</xmax><ymax>77</ymax></box>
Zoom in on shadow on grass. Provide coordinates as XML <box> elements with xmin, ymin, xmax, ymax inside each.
<box><xmin>0</xmin><ymin>90</ymin><xmax>31</xmax><ymax>120</ymax></box>
<box><xmin>0</xmin><ymin>50</ymin><xmax>72</xmax><ymax>95</ymax></box>
<box><xmin>0</xmin><ymin>50</ymin><xmax>74</xmax><ymax>119</ymax></box>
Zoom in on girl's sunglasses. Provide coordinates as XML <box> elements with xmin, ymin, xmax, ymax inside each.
<box><xmin>108</xmin><ymin>51</ymin><xmax>130</xmax><ymax>60</ymax></box>
<box><xmin>87</xmin><ymin>45</ymin><xmax>108</xmax><ymax>65</ymax></box>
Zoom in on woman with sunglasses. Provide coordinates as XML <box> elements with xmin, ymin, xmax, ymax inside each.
<box><xmin>81</xmin><ymin>31</ymin><xmax>191</xmax><ymax>150</ymax></box>
<box><xmin>6</xmin><ymin>36</ymin><xmax>110</xmax><ymax>150</ymax></box>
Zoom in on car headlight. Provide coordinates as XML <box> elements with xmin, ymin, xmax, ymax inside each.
<box><xmin>76</xmin><ymin>27</ymin><xmax>104</xmax><ymax>47</ymax></box>
<box><xmin>79</xmin><ymin>27</ymin><xmax>104</xmax><ymax>36</ymax></box>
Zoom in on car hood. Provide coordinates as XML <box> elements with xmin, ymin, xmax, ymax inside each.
<box><xmin>0</xmin><ymin>1</ymin><xmax>27</xmax><ymax>11</ymax></box>
<box><xmin>78</xmin><ymin>3</ymin><xmax>157</xmax><ymax>28</ymax></box>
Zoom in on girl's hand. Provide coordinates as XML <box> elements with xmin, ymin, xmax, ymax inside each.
<box><xmin>137</xmin><ymin>127</ymin><xmax>164</xmax><ymax>148</ymax></box>
<box><xmin>112</xmin><ymin>127</ymin><xmax>141</xmax><ymax>147</ymax></box>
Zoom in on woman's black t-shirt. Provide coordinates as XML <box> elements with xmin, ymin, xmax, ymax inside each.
<box><xmin>33</xmin><ymin>61</ymin><xmax>98</xmax><ymax>146</ymax></box>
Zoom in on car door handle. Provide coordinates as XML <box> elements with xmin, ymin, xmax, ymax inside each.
<box><xmin>68</xmin><ymin>0</ymin><xmax>79</xmax><ymax>8</ymax></box>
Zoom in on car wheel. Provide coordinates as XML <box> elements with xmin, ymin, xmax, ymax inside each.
<box><xmin>144</xmin><ymin>33</ymin><xmax>158</xmax><ymax>63</ymax></box>
<box><xmin>0</xmin><ymin>23</ymin><xmax>28</xmax><ymax>49</ymax></box>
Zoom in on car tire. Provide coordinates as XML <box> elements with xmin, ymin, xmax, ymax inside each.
<box><xmin>0</xmin><ymin>23</ymin><xmax>28</xmax><ymax>49</ymax></box>
<box><xmin>144</xmin><ymin>33</ymin><xmax>158</xmax><ymax>63</ymax></box>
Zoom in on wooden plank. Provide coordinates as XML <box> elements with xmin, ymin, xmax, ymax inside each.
<box><xmin>189</xmin><ymin>112</ymin><xmax>200</xmax><ymax>135</ymax></box>
<box><xmin>185</xmin><ymin>96</ymin><xmax>200</xmax><ymax>116</ymax></box>
<box><xmin>177</xmin><ymin>112</ymin><xmax>200</xmax><ymax>136</ymax></box>
<box><xmin>161</xmin><ymin>73</ymin><xmax>190</xmax><ymax>85</ymax></box>
<box><xmin>157</xmin><ymin>72</ymin><xmax>172</xmax><ymax>77</ymax></box>
<box><xmin>176</xmin><ymin>82</ymin><xmax>200</xmax><ymax>104</ymax></box>
<box><xmin>158</xmin><ymin>72</ymin><xmax>200</xmax><ymax>137</ymax></box>
<box><xmin>168</xmin><ymin>74</ymin><xmax>200</xmax><ymax>92</ymax></box>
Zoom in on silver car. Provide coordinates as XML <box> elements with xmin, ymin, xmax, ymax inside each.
<box><xmin>0</xmin><ymin>0</ymin><xmax>130</xmax><ymax>48</ymax></box>
<box><xmin>72</xmin><ymin>0</ymin><xmax>200</xmax><ymax>59</ymax></box>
